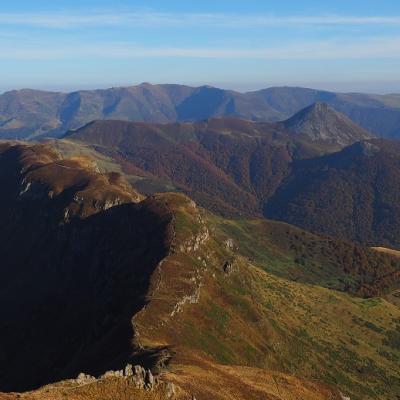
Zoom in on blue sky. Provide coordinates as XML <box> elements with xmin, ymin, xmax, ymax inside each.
<box><xmin>1</xmin><ymin>0</ymin><xmax>400</xmax><ymax>93</ymax></box>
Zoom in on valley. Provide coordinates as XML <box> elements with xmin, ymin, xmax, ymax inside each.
<box><xmin>59</xmin><ymin>111</ymin><xmax>400</xmax><ymax>249</ymax></box>
<box><xmin>0</xmin><ymin>143</ymin><xmax>400</xmax><ymax>399</ymax></box>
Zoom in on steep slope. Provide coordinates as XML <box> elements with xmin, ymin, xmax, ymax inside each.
<box><xmin>120</xmin><ymin>194</ymin><xmax>400</xmax><ymax>400</ymax></box>
<box><xmin>0</xmin><ymin>143</ymin><xmax>171</xmax><ymax>391</ymax></box>
<box><xmin>265</xmin><ymin>139</ymin><xmax>400</xmax><ymax>249</ymax></box>
<box><xmin>1</xmin><ymin>84</ymin><xmax>400</xmax><ymax>139</ymax></box>
<box><xmin>282</xmin><ymin>102</ymin><xmax>373</xmax><ymax>147</ymax></box>
<box><xmin>1</xmin><ymin>144</ymin><xmax>400</xmax><ymax>399</ymax></box>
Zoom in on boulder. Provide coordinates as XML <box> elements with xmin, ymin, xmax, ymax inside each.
<box><xmin>75</xmin><ymin>372</ymin><xmax>95</xmax><ymax>385</ymax></box>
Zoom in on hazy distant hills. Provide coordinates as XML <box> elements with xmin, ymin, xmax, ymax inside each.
<box><xmin>1</xmin><ymin>83</ymin><xmax>400</xmax><ymax>139</ymax></box>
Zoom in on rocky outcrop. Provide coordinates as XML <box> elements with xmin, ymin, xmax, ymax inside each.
<box><xmin>170</xmin><ymin>286</ymin><xmax>201</xmax><ymax>317</ymax></box>
<box><xmin>177</xmin><ymin>201</ymin><xmax>210</xmax><ymax>254</ymax></box>
<box><xmin>179</xmin><ymin>224</ymin><xmax>210</xmax><ymax>254</ymax></box>
<box><xmin>124</xmin><ymin>364</ymin><xmax>156</xmax><ymax>390</ymax></box>
<box><xmin>282</xmin><ymin>102</ymin><xmax>373</xmax><ymax>147</ymax></box>
<box><xmin>76</xmin><ymin>364</ymin><xmax>158</xmax><ymax>391</ymax></box>
<box><xmin>75</xmin><ymin>373</ymin><xmax>96</xmax><ymax>385</ymax></box>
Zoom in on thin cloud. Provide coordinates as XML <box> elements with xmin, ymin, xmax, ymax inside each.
<box><xmin>0</xmin><ymin>12</ymin><xmax>400</xmax><ymax>29</ymax></box>
<box><xmin>1</xmin><ymin>37</ymin><xmax>400</xmax><ymax>60</ymax></box>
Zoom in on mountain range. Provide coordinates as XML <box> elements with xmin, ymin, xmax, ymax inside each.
<box><xmin>1</xmin><ymin>82</ymin><xmax>400</xmax><ymax>400</ymax></box>
<box><xmin>1</xmin><ymin>83</ymin><xmax>400</xmax><ymax>139</ymax></box>
<box><xmin>1</xmin><ymin>142</ymin><xmax>400</xmax><ymax>400</ymax></box>
<box><xmin>61</xmin><ymin>106</ymin><xmax>400</xmax><ymax>248</ymax></box>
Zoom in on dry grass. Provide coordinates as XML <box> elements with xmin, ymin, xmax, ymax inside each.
<box><xmin>0</xmin><ymin>363</ymin><xmax>340</xmax><ymax>400</ymax></box>
<box><xmin>167</xmin><ymin>354</ymin><xmax>340</xmax><ymax>400</ymax></box>
<box><xmin>0</xmin><ymin>378</ymin><xmax>178</xmax><ymax>400</ymax></box>
<box><xmin>1</xmin><ymin>175</ymin><xmax>399</xmax><ymax>400</ymax></box>
<box><xmin>372</xmin><ymin>247</ymin><xmax>400</xmax><ymax>258</ymax></box>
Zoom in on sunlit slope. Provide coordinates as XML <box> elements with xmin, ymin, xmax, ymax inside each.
<box><xmin>130</xmin><ymin>195</ymin><xmax>400</xmax><ymax>400</ymax></box>
<box><xmin>0</xmin><ymin>143</ymin><xmax>399</xmax><ymax>399</ymax></box>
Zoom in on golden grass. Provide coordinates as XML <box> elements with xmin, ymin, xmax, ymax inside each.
<box><xmin>0</xmin><ymin>378</ymin><xmax>177</xmax><ymax>400</ymax></box>
<box><xmin>372</xmin><ymin>247</ymin><xmax>400</xmax><ymax>258</ymax></box>
<box><xmin>0</xmin><ymin>363</ymin><xmax>340</xmax><ymax>400</ymax></box>
<box><xmin>167</xmin><ymin>354</ymin><xmax>340</xmax><ymax>400</ymax></box>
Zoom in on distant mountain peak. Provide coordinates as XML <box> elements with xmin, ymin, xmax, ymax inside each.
<box><xmin>1</xmin><ymin>85</ymin><xmax>399</xmax><ymax>140</ymax></box>
<box><xmin>282</xmin><ymin>101</ymin><xmax>373</xmax><ymax>147</ymax></box>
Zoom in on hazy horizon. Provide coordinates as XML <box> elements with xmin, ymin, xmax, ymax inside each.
<box><xmin>1</xmin><ymin>80</ymin><xmax>400</xmax><ymax>96</ymax></box>
<box><xmin>1</xmin><ymin>0</ymin><xmax>399</xmax><ymax>94</ymax></box>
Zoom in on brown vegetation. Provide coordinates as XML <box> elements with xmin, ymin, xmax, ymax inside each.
<box><xmin>1</xmin><ymin>142</ymin><xmax>400</xmax><ymax>399</ymax></box>
<box><xmin>67</xmin><ymin>120</ymin><xmax>400</xmax><ymax>249</ymax></box>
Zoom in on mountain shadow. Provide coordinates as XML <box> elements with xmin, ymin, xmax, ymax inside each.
<box><xmin>0</xmin><ymin>144</ymin><xmax>174</xmax><ymax>392</ymax></box>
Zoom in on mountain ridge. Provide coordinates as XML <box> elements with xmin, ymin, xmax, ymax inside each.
<box><xmin>63</xmin><ymin>117</ymin><xmax>400</xmax><ymax>249</ymax></box>
<box><xmin>1</xmin><ymin>143</ymin><xmax>400</xmax><ymax>399</ymax></box>
<box><xmin>265</xmin><ymin>138</ymin><xmax>400</xmax><ymax>248</ymax></box>
<box><xmin>1</xmin><ymin>83</ymin><xmax>400</xmax><ymax>139</ymax></box>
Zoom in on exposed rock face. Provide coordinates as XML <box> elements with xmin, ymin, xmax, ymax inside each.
<box><xmin>124</xmin><ymin>364</ymin><xmax>134</xmax><ymax>377</ymax></box>
<box><xmin>282</xmin><ymin>102</ymin><xmax>373</xmax><ymax>147</ymax></box>
<box><xmin>179</xmin><ymin>225</ymin><xmax>210</xmax><ymax>253</ymax></box>
<box><xmin>75</xmin><ymin>373</ymin><xmax>96</xmax><ymax>385</ymax></box>
<box><xmin>102</xmin><ymin>370</ymin><xmax>124</xmax><ymax>379</ymax></box>
<box><xmin>74</xmin><ymin>364</ymin><xmax>161</xmax><ymax>392</ymax></box>
<box><xmin>170</xmin><ymin>287</ymin><xmax>201</xmax><ymax>317</ymax></box>
<box><xmin>100</xmin><ymin>364</ymin><xmax>157</xmax><ymax>391</ymax></box>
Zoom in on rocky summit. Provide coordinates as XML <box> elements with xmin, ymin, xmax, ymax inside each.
<box><xmin>281</xmin><ymin>102</ymin><xmax>373</xmax><ymax>146</ymax></box>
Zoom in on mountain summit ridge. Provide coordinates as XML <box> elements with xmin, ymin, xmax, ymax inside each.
<box><xmin>282</xmin><ymin>101</ymin><xmax>373</xmax><ymax>146</ymax></box>
<box><xmin>1</xmin><ymin>84</ymin><xmax>400</xmax><ymax>139</ymax></box>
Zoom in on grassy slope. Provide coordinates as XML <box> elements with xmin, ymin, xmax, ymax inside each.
<box><xmin>0</xmin><ymin>183</ymin><xmax>399</xmax><ymax>399</ymax></box>
<box><xmin>132</xmin><ymin>198</ymin><xmax>400</xmax><ymax>400</ymax></box>
<box><xmin>50</xmin><ymin>139</ymin><xmax>180</xmax><ymax>195</ymax></box>
<box><xmin>0</xmin><ymin>370</ymin><xmax>339</xmax><ymax>400</ymax></box>
<box><xmin>215</xmin><ymin>217</ymin><xmax>400</xmax><ymax>296</ymax></box>
<box><xmin>167</xmin><ymin>263</ymin><xmax>400</xmax><ymax>399</ymax></box>
<box><xmin>0</xmin><ymin>380</ymin><xmax>172</xmax><ymax>400</ymax></box>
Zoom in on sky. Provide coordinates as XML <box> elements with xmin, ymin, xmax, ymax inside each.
<box><xmin>1</xmin><ymin>0</ymin><xmax>400</xmax><ymax>94</ymax></box>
